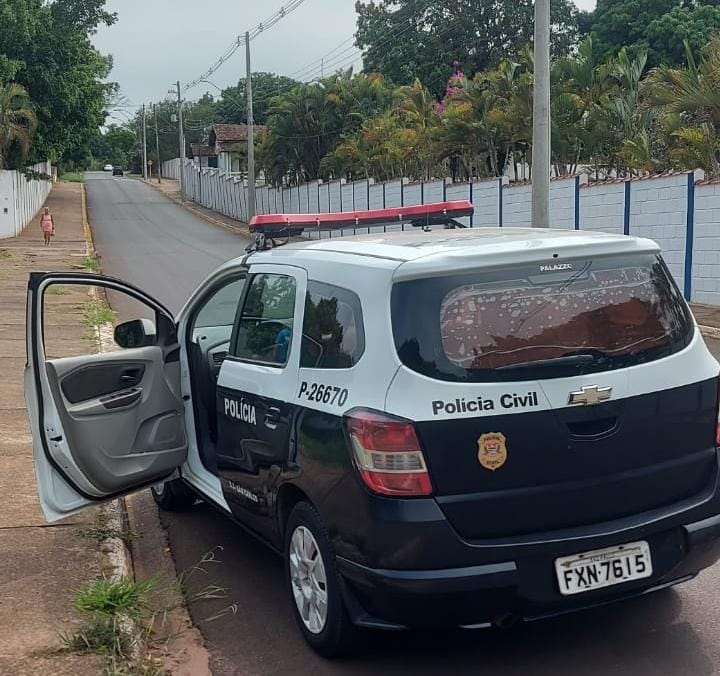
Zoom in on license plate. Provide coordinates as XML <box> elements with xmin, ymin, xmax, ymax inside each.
<box><xmin>555</xmin><ymin>541</ymin><xmax>652</xmax><ymax>596</ymax></box>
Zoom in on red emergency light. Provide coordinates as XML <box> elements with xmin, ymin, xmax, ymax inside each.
<box><xmin>248</xmin><ymin>200</ymin><xmax>474</xmax><ymax>234</ymax></box>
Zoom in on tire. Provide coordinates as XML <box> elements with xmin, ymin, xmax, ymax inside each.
<box><xmin>284</xmin><ymin>501</ymin><xmax>357</xmax><ymax>657</ymax></box>
<box><xmin>151</xmin><ymin>477</ymin><xmax>197</xmax><ymax>511</ymax></box>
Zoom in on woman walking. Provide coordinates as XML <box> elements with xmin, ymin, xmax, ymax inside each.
<box><xmin>40</xmin><ymin>207</ymin><xmax>54</xmax><ymax>246</ymax></box>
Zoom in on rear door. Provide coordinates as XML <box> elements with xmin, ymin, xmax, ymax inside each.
<box><xmin>214</xmin><ymin>264</ymin><xmax>306</xmax><ymax>535</ymax></box>
<box><xmin>25</xmin><ymin>272</ymin><xmax>187</xmax><ymax>522</ymax></box>
<box><xmin>387</xmin><ymin>254</ymin><xmax>720</xmax><ymax>539</ymax></box>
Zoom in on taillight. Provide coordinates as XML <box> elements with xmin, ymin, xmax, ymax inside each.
<box><xmin>344</xmin><ymin>409</ymin><xmax>432</xmax><ymax>497</ymax></box>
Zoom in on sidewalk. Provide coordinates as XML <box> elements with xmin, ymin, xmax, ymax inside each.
<box><xmin>0</xmin><ymin>182</ymin><xmax>104</xmax><ymax>675</ymax></box>
<box><xmin>144</xmin><ymin>177</ymin><xmax>250</xmax><ymax>235</ymax></box>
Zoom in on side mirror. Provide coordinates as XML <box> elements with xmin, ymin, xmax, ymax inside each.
<box><xmin>114</xmin><ymin>318</ymin><xmax>157</xmax><ymax>349</ymax></box>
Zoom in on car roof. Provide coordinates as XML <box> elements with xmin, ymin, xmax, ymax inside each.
<box><xmin>249</xmin><ymin>227</ymin><xmax>660</xmax><ymax>280</ymax></box>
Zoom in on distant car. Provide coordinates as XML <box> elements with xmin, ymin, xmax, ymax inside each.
<box><xmin>112</xmin><ymin>167</ymin><xmax>124</xmax><ymax>176</ymax></box>
<box><xmin>103</xmin><ymin>164</ymin><xmax>113</xmax><ymax>172</ymax></box>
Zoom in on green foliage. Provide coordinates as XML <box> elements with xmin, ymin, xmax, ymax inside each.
<box><xmin>89</xmin><ymin>125</ymin><xmax>136</xmax><ymax>170</ymax></box>
<box><xmin>82</xmin><ymin>297</ymin><xmax>114</xmax><ymax>329</ymax></box>
<box><xmin>0</xmin><ymin>81</ymin><xmax>36</xmax><ymax>168</ymax></box>
<box><xmin>216</xmin><ymin>72</ymin><xmax>299</xmax><ymax>125</ymax></box>
<box><xmin>588</xmin><ymin>0</ymin><xmax>720</xmax><ymax>67</ymax></box>
<box><xmin>0</xmin><ymin>0</ymin><xmax>116</xmax><ymax>167</ymax></box>
<box><xmin>74</xmin><ymin>577</ymin><xmax>155</xmax><ymax>620</ymax></box>
<box><xmin>79</xmin><ymin>256</ymin><xmax>101</xmax><ymax>272</ymax></box>
<box><xmin>355</xmin><ymin>0</ymin><xmax>581</xmax><ymax>97</ymax></box>
<box><xmin>59</xmin><ymin>172</ymin><xmax>85</xmax><ymax>182</ymax></box>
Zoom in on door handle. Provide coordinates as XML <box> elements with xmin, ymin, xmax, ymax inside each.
<box><xmin>265</xmin><ymin>407</ymin><xmax>281</xmax><ymax>430</ymax></box>
<box><xmin>119</xmin><ymin>367</ymin><xmax>144</xmax><ymax>385</ymax></box>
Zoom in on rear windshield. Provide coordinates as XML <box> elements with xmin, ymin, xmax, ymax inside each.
<box><xmin>391</xmin><ymin>254</ymin><xmax>693</xmax><ymax>382</ymax></box>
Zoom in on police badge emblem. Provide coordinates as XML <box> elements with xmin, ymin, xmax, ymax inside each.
<box><xmin>477</xmin><ymin>432</ymin><xmax>507</xmax><ymax>471</ymax></box>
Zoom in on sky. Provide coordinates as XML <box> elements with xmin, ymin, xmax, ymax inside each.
<box><xmin>94</xmin><ymin>0</ymin><xmax>597</xmax><ymax>122</ymax></box>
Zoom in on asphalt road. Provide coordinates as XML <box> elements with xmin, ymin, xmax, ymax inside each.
<box><xmin>85</xmin><ymin>171</ymin><xmax>720</xmax><ymax>676</ymax></box>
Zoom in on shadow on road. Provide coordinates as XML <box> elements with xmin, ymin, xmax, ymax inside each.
<box><xmin>162</xmin><ymin>501</ymin><xmax>715</xmax><ymax>676</ymax></box>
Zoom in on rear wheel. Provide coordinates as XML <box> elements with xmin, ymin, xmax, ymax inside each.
<box><xmin>151</xmin><ymin>478</ymin><xmax>196</xmax><ymax>511</ymax></box>
<box><xmin>284</xmin><ymin>501</ymin><xmax>356</xmax><ymax>657</ymax></box>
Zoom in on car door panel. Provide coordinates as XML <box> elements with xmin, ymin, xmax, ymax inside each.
<box><xmin>26</xmin><ymin>271</ymin><xmax>187</xmax><ymax>522</ymax></box>
<box><xmin>44</xmin><ymin>349</ymin><xmax>186</xmax><ymax>495</ymax></box>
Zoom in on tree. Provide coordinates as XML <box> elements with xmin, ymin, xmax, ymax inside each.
<box><xmin>215</xmin><ymin>73</ymin><xmax>298</xmax><ymax>125</ymax></box>
<box><xmin>355</xmin><ymin>0</ymin><xmax>581</xmax><ymax>97</ymax></box>
<box><xmin>89</xmin><ymin>124</ymin><xmax>136</xmax><ymax>169</ymax></box>
<box><xmin>645</xmin><ymin>38</ymin><xmax>720</xmax><ymax>176</ymax></box>
<box><xmin>0</xmin><ymin>81</ymin><xmax>36</xmax><ymax>168</ymax></box>
<box><xmin>588</xmin><ymin>0</ymin><xmax>720</xmax><ymax>67</ymax></box>
<box><xmin>0</xmin><ymin>0</ymin><xmax>116</xmax><ymax>166</ymax></box>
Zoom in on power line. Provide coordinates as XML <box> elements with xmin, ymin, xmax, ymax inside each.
<box><xmin>183</xmin><ymin>0</ymin><xmax>309</xmax><ymax>93</ymax></box>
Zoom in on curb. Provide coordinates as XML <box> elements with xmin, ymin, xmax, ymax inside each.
<box><xmin>141</xmin><ymin>178</ymin><xmax>251</xmax><ymax>236</ymax></box>
<box><xmin>81</xmin><ymin>182</ymin><xmax>143</xmax><ymax>662</ymax></box>
<box><xmin>699</xmin><ymin>325</ymin><xmax>720</xmax><ymax>340</ymax></box>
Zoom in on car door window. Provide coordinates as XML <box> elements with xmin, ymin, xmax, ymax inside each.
<box><xmin>300</xmin><ymin>281</ymin><xmax>365</xmax><ymax>368</ymax></box>
<box><xmin>234</xmin><ymin>273</ymin><xmax>297</xmax><ymax>367</ymax></box>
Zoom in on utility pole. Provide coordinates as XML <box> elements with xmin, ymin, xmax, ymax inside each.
<box><xmin>141</xmin><ymin>104</ymin><xmax>148</xmax><ymax>181</ymax></box>
<box><xmin>321</xmin><ymin>57</ymin><xmax>324</xmax><ymax>79</ymax></box>
<box><xmin>531</xmin><ymin>0</ymin><xmax>551</xmax><ymax>228</ymax></box>
<box><xmin>176</xmin><ymin>81</ymin><xmax>185</xmax><ymax>201</ymax></box>
<box><xmin>245</xmin><ymin>31</ymin><xmax>256</xmax><ymax>221</ymax></box>
<box><xmin>153</xmin><ymin>104</ymin><xmax>162</xmax><ymax>184</ymax></box>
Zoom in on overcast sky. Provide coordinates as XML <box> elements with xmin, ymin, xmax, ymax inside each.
<box><xmin>94</xmin><ymin>0</ymin><xmax>597</xmax><ymax>121</ymax></box>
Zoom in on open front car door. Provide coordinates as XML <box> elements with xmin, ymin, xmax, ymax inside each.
<box><xmin>25</xmin><ymin>272</ymin><xmax>188</xmax><ymax>522</ymax></box>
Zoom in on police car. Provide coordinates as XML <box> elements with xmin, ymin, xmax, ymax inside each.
<box><xmin>25</xmin><ymin>201</ymin><xmax>720</xmax><ymax>656</ymax></box>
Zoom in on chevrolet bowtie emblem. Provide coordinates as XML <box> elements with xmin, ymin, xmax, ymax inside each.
<box><xmin>568</xmin><ymin>385</ymin><xmax>613</xmax><ymax>406</ymax></box>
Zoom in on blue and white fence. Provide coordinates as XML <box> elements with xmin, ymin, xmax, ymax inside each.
<box><xmin>178</xmin><ymin>160</ymin><xmax>720</xmax><ymax>306</ymax></box>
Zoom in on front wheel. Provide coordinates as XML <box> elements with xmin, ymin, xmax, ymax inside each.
<box><xmin>284</xmin><ymin>502</ymin><xmax>357</xmax><ymax>657</ymax></box>
<box><xmin>151</xmin><ymin>477</ymin><xmax>196</xmax><ymax>511</ymax></box>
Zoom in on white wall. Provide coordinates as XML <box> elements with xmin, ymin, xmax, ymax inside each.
<box><xmin>180</xmin><ymin>159</ymin><xmax>720</xmax><ymax>307</ymax></box>
<box><xmin>0</xmin><ymin>161</ymin><xmax>53</xmax><ymax>239</ymax></box>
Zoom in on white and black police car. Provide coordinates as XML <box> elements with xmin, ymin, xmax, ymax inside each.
<box><xmin>25</xmin><ymin>201</ymin><xmax>720</xmax><ymax>656</ymax></box>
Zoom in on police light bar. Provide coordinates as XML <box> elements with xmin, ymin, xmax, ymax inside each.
<box><xmin>248</xmin><ymin>200</ymin><xmax>474</xmax><ymax>234</ymax></box>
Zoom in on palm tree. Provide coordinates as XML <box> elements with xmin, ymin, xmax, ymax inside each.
<box><xmin>0</xmin><ymin>82</ymin><xmax>36</xmax><ymax>169</ymax></box>
<box><xmin>645</xmin><ymin>38</ymin><xmax>720</xmax><ymax>176</ymax></box>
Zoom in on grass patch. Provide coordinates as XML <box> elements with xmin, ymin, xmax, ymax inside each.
<box><xmin>79</xmin><ymin>256</ymin><xmax>101</xmax><ymax>272</ymax></box>
<box><xmin>60</xmin><ymin>172</ymin><xmax>85</xmax><ymax>183</ymax></box>
<box><xmin>83</xmin><ymin>297</ymin><xmax>115</xmax><ymax>329</ymax></box>
<box><xmin>79</xmin><ymin>510</ymin><xmax>139</xmax><ymax>544</ymax></box>
<box><xmin>60</xmin><ymin>550</ymin><xmax>236</xmax><ymax>674</ymax></box>
<box><xmin>0</xmin><ymin>248</ymin><xmax>10</xmax><ymax>259</ymax></box>
<box><xmin>46</xmin><ymin>284</ymin><xmax>70</xmax><ymax>295</ymax></box>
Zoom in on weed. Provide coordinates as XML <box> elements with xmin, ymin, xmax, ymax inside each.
<box><xmin>60</xmin><ymin>616</ymin><xmax>127</xmax><ymax>656</ymax></box>
<box><xmin>60</xmin><ymin>172</ymin><xmax>85</xmax><ymax>183</ymax></box>
<box><xmin>79</xmin><ymin>511</ymin><xmax>139</xmax><ymax>544</ymax></box>
<box><xmin>75</xmin><ymin>577</ymin><xmax>156</xmax><ymax>621</ymax></box>
<box><xmin>83</xmin><ymin>298</ymin><xmax>115</xmax><ymax>329</ymax></box>
<box><xmin>46</xmin><ymin>284</ymin><xmax>70</xmax><ymax>295</ymax></box>
<box><xmin>79</xmin><ymin>256</ymin><xmax>100</xmax><ymax>272</ymax></box>
<box><xmin>0</xmin><ymin>248</ymin><xmax>10</xmax><ymax>259</ymax></box>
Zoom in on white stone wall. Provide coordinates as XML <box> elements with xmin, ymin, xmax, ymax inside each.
<box><xmin>549</xmin><ymin>176</ymin><xmax>579</xmax><ymax>230</ymax></box>
<box><xmin>692</xmin><ymin>182</ymin><xmax>720</xmax><ymax>305</ymax></box>
<box><xmin>503</xmin><ymin>183</ymin><xmax>532</xmax><ymax>226</ymax></box>
<box><xmin>581</xmin><ymin>181</ymin><xmax>625</xmax><ymax>234</ymax></box>
<box><xmin>403</xmin><ymin>182</ymin><xmax>422</xmax><ymax>206</ymax></box>
<box><xmin>629</xmin><ymin>173</ymin><xmax>692</xmax><ymax>287</ymax></box>
<box><xmin>472</xmin><ymin>179</ymin><xmax>503</xmax><ymax>227</ymax></box>
<box><xmin>384</xmin><ymin>180</ymin><xmax>402</xmax><ymax>208</ymax></box>
<box><xmin>0</xmin><ymin>162</ymin><xmax>53</xmax><ymax>239</ymax></box>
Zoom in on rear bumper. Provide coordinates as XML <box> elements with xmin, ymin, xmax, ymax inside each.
<box><xmin>336</xmin><ymin>512</ymin><xmax>720</xmax><ymax>629</ymax></box>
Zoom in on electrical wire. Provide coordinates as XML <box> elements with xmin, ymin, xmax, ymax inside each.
<box><xmin>183</xmin><ymin>0</ymin><xmax>309</xmax><ymax>93</ymax></box>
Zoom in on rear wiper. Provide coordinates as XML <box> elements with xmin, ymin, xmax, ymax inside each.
<box><xmin>495</xmin><ymin>354</ymin><xmax>596</xmax><ymax>373</ymax></box>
